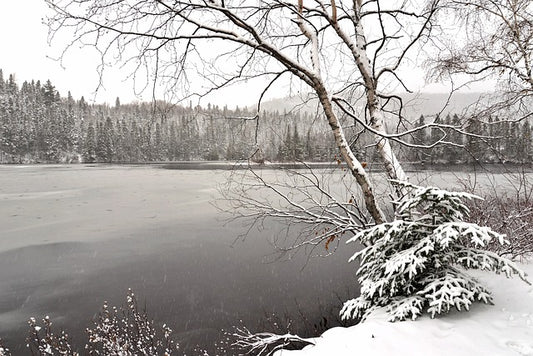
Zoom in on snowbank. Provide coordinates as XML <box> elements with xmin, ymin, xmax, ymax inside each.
<box><xmin>276</xmin><ymin>263</ymin><xmax>533</xmax><ymax>356</ymax></box>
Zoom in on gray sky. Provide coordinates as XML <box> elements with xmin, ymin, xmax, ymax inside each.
<box><xmin>0</xmin><ymin>1</ymin><xmax>118</xmax><ymax>104</ymax></box>
<box><xmin>0</xmin><ymin>1</ymin><xmax>491</xmax><ymax>108</ymax></box>
<box><xmin>0</xmin><ymin>1</ymin><xmax>275</xmax><ymax>107</ymax></box>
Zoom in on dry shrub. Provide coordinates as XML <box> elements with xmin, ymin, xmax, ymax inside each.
<box><xmin>458</xmin><ymin>169</ymin><xmax>533</xmax><ymax>259</ymax></box>
<box><xmin>0</xmin><ymin>339</ymin><xmax>11</xmax><ymax>356</ymax></box>
<box><xmin>25</xmin><ymin>289</ymin><xmax>178</xmax><ymax>356</ymax></box>
<box><xmin>467</xmin><ymin>194</ymin><xmax>533</xmax><ymax>259</ymax></box>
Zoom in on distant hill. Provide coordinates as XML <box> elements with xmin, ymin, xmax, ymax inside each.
<box><xmin>256</xmin><ymin>92</ymin><xmax>489</xmax><ymax>118</ymax></box>
<box><xmin>396</xmin><ymin>92</ymin><xmax>489</xmax><ymax>117</ymax></box>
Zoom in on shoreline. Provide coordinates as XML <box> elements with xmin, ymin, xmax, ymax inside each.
<box><xmin>1</xmin><ymin>161</ymin><xmax>532</xmax><ymax>173</ymax></box>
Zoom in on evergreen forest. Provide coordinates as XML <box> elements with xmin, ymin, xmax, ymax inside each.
<box><xmin>0</xmin><ymin>69</ymin><xmax>531</xmax><ymax>165</ymax></box>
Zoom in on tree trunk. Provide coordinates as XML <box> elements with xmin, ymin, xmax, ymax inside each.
<box><xmin>315</xmin><ymin>80</ymin><xmax>386</xmax><ymax>225</ymax></box>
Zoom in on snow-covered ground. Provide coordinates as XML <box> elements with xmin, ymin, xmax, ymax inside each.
<box><xmin>277</xmin><ymin>262</ymin><xmax>533</xmax><ymax>356</ymax></box>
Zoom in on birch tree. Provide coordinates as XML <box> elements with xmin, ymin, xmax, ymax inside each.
<box><xmin>43</xmin><ymin>3</ymin><xmax>531</xmax><ymax>353</ymax></box>
<box><xmin>46</xmin><ymin>0</ymin><xmax>442</xmax><ymax>240</ymax></box>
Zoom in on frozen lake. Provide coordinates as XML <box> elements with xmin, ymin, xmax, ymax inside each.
<box><xmin>0</xmin><ymin>164</ymin><xmax>528</xmax><ymax>354</ymax></box>
<box><xmin>0</xmin><ymin>164</ymin><xmax>358</xmax><ymax>354</ymax></box>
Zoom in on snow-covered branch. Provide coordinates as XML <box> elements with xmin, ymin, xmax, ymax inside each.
<box><xmin>232</xmin><ymin>326</ymin><xmax>314</xmax><ymax>356</ymax></box>
<box><xmin>218</xmin><ymin>164</ymin><xmax>373</xmax><ymax>254</ymax></box>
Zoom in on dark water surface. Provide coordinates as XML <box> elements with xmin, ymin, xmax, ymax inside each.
<box><xmin>0</xmin><ymin>165</ymin><xmax>357</xmax><ymax>354</ymax></box>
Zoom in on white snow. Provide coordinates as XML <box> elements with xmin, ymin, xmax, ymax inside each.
<box><xmin>275</xmin><ymin>262</ymin><xmax>533</xmax><ymax>356</ymax></box>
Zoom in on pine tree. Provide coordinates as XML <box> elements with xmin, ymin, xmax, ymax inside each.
<box><xmin>83</xmin><ymin>122</ymin><xmax>97</xmax><ymax>163</ymax></box>
<box><xmin>412</xmin><ymin>115</ymin><xmax>428</xmax><ymax>162</ymax></box>
<box><xmin>130</xmin><ymin>120</ymin><xmax>142</xmax><ymax>162</ymax></box>
<box><xmin>292</xmin><ymin>124</ymin><xmax>303</xmax><ymax>161</ymax></box>
<box><xmin>486</xmin><ymin>116</ymin><xmax>500</xmax><ymax>162</ymax></box>
<box><xmin>203</xmin><ymin>117</ymin><xmax>219</xmax><ymax>161</ymax></box>
<box><xmin>103</xmin><ymin>117</ymin><xmax>115</xmax><ymax>162</ymax></box>
<box><xmin>168</xmin><ymin>121</ymin><xmax>179</xmax><ymax>160</ymax></box>
<box><xmin>507</xmin><ymin>122</ymin><xmax>519</xmax><ymax>161</ymax></box>
<box><xmin>466</xmin><ymin>117</ymin><xmax>487</xmax><ymax>163</ymax></box>
<box><xmin>154</xmin><ymin>122</ymin><xmax>164</xmax><ymax>161</ymax></box>
<box><xmin>305</xmin><ymin>129</ymin><xmax>314</xmax><ymax>161</ymax></box>
<box><xmin>78</xmin><ymin>96</ymin><xmax>88</xmax><ymax>117</ymax></box>
<box><xmin>278</xmin><ymin>124</ymin><xmax>292</xmax><ymax>161</ymax></box>
<box><xmin>444</xmin><ymin>114</ymin><xmax>463</xmax><ymax>163</ymax></box>
<box><xmin>95</xmin><ymin>118</ymin><xmax>116</xmax><ymax>163</ymax></box>
<box><xmin>62</xmin><ymin>92</ymin><xmax>78</xmax><ymax>157</ymax></box>
<box><xmin>0</xmin><ymin>69</ymin><xmax>4</xmax><ymax>93</ymax></box>
<box><xmin>95</xmin><ymin>121</ymin><xmax>104</xmax><ymax>161</ymax></box>
<box><xmin>42</xmin><ymin>80</ymin><xmax>57</xmax><ymax>108</ymax></box>
<box><xmin>341</xmin><ymin>182</ymin><xmax>529</xmax><ymax>322</ymax></box>
<box><xmin>522</xmin><ymin>121</ymin><xmax>532</xmax><ymax>162</ymax></box>
<box><xmin>429</xmin><ymin>114</ymin><xmax>442</xmax><ymax>164</ymax></box>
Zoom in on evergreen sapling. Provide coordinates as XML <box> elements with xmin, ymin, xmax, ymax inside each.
<box><xmin>341</xmin><ymin>181</ymin><xmax>530</xmax><ymax>322</ymax></box>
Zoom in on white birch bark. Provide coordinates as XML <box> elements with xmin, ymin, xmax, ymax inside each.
<box><xmin>328</xmin><ymin>0</ymin><xmax>410</xmax><ymax>197</ymax></box>
<box><xmin>352</xmin><ymin>1</ymin><xmax>409</xmax><ymax>185</ymax></box>
<box><xmin>315</xmin><ymin>81</ymin><xmax>387</xmax><ymax>224</ymax></box>
<box><xmin>295</xmin><ymin>1</ymin><xmax>386</xmax><ymax>224</ymax></box>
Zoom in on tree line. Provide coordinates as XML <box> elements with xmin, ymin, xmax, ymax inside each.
<box><xmin>0</xmin><ymin>70</ymin><xmax>339</xmax><ymax>164</ymax></box>
<box><xmin>0</xmin><ymin>70</ymin><xmax>531</xmax><ymax>165</ymax></box>
<box><xmin>406</xmin><ymin>114</ymin><xmax>532</xmax><ymax>165</ymax></box>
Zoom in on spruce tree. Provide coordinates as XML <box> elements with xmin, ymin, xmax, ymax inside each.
<box><xmin>278</xmin><ymin>124</ymin><xmax>292</xmax><ymax>161</ymax></box>
<box><xmin>83</xmin><ymin>123</ymin><xmax>97</xmax><ymax>163</ymax></box>
<box><xmin>103</xmin><ymin>117</ymin><xmax>115</xmax><ymax>162</ymax></box>
<box><xmin>522</xmin><ymin>121</ymin><xmax>532</xmax><ymax>162</ymax></box>
<box><xmin>305</xmin><ymin>129</ymin><xmax>314</xmax><ymax>161</ymax></box>
<box><xmin>341</xmin><ymin>182</ymin><xmax>529</xmax><ymax>322</ymax></box>
<box><xmin>292</xmin><ymin>124</ymin><xmax>303</xmax><ymax>161</ymax></box>
<box><xmin>507</xmin><ymin>122</ymin><xmax>519</xmax><ymax>161</ymax></box>
<box><xmin>412</xmin><ymin>115</ymin><xmax>427</xmax><ymax>162</ymax></box>
<box><xmin>168</xmin><ymin>121</ymin><xmax>179</xmax><ymax>160</ymax></box>
<box><xmin>429</xmin><ymin>114</ymin><xmax>442</xmax><ymax>164</ymax></box>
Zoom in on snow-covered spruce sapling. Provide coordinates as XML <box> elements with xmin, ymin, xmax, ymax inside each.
<box><xmin>341</xmin><ymin>181</ymin><xmax>530</xmax><ymax>322</ymax></box>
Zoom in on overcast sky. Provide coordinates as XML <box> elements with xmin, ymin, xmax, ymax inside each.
<box><xmin>0</xmin><ymin>1</ymin><xmax>491</xmax><ymax>108</ymax></box>
<box><xmin>0</xmin><ymin>1</ymin><xmax>275</xmax><ymax>107</ymax></box>
<box><xmin>0</xmin><ymin>0</ymin><xmax>178</xmax><ymax>106</ymax></box>
<box><xmin>1</xmin><ymin>1</ymin><xmax>105</xmax><ymax>103</ymax></box>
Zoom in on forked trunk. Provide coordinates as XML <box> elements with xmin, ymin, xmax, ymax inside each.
<box><xmin>315</xmin><ymin>82</ymin><xmax>386</xmax><ymax>225</ymax></box>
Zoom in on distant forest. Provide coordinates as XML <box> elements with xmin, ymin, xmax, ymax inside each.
<box><xmin>0</xmin><ymin>69</ymin><xmax>531</xmax><ymax>165</ymax></box>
